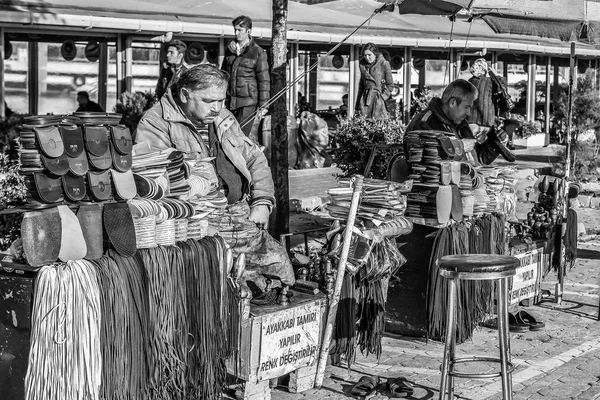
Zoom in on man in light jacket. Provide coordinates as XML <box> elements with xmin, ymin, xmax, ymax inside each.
<box><xmin>136</xmin><ymin>64</ymin><xmax>294</xmax><ymax>287</ymax></box>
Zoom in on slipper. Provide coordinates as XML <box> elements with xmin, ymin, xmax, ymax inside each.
<box><xmin>508</xmin><ymin>312</ymin><xmax>530</xmax><ymax>332</ymax></box>
<box><xmin>440</xmin><ymin>161</ymin><xmax>451</xmax><ymax>185</ymax></box>
<box><xmin>450</xmin><ymin>161</ymin><xmax>461</xmax><ymax>185</ymax></box>
<box><xmin>387</xmin><ymin>377</ymin><xmax>414</xmax><ymax>398</ymax></box>
<box><xmin>516</xmin><ymin>310</ymin><xmax>545</xmax><ymax>331</ymax></box>
<box><xmin>450</xmin><ymin>184</ymin><xmax>463</xmax><ymax>221</ymax></box>
<box><xmin>351</xmin><ymin>376</ymin><xmax>380</xmax><ymax>397</ymax></box>
<box><xmin>436</xmin><ymin>185</ymin><xmax>452</xmax><ymax>224</ymax></box>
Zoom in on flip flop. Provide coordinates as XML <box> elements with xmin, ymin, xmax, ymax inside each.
<box><xmin>387</xmin><ymin>377</ymin><xmax>414</xmax><ymax>398</ymax></box>
<box><xmin>351</xmin><ymin>376</ymin><xmax>380</xmax><ymax>397</ymax></box>
<box><xmin>508</xmin><ymin>312</ymin><xmax>530</xmax><ymax>332</ymax></box>
<box><xmin>516</xmin><ymin>310</ymin><xmax>545</xmax><ymax>331</ymax></box>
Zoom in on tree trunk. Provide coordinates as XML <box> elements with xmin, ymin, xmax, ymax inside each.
<box><xmin>269</xmin><ymin>0</ymin><xmax>290</xmax><ymax>238</ymax></box>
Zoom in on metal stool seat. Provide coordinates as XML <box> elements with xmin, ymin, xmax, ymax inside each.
<box><xmin>438</xmin><ymin>254</ymin><xmax>519</xmax><ymax>400</ymax></box>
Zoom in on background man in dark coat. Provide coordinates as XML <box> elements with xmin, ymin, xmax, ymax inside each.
<box><xmin>407</xmin><ymin>79</ymin><xmax>508</xmax><ymax>165</ymax></box>
<box><xmin>155</xmin><ymin>39</ymin><xmax>188</xmax><ymax>101</ymax></box>
<box><xmin>221</xmin><ymin>15</ymin><xmax>270</xmax><ymax>138</ymax></box>
<box><xmin>76</xmin><ymin>91</ymin><xmax>104</xmax><ymax>112</ymax></box>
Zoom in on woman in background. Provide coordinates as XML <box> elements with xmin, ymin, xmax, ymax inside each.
<box><xmin>355</xmin><ymin>42</ymin><xmax>393</xmax><ymax>121</ymax></box>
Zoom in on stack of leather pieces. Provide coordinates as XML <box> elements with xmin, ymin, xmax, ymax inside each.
<box><xmin>19</xmin><ymin>116</ymin><xmax>71</xmax><ymax>205</ymax></box>
<box><xmin>166</xmin><ymin>151</ymin><xmax>190</xmax><ymax>196</ymax></box>
<box><xmin>327</xmin><ymin>177</ymin><xmax>411</xmax><ymax>224</ymax></box>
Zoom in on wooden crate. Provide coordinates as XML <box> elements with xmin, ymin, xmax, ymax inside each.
<box><xmin>228</xmin><ymin>290</ymin><xmax>327</xmax><ymax>400</ymax></box>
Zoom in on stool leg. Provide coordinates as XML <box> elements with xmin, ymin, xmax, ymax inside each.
<box><xmin>447</xmin><ymin>279</ymin><xmax>459</xmax><ymax>400</ymax></box>
<box><xmin>439</xmin><ymin>278</ymin><xmax>457</xmax><ymax>400</ymax></box>
<box><xmin>497</xmin><ymin>278</ymin><xmax>513</xmax><ymax>400</ymax></box>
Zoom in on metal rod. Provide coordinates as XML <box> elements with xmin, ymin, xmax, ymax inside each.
<box><xmin>314</xmin><ymin>175</ymin><xmax>364</xmax><ymax>388</ymax></box>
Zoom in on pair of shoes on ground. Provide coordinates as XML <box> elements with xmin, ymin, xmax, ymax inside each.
<box><xmin>481</xmin><ymin>310</ymin><xmax>545</xmax><ymax>332</ymax></box>
<box><xmin>351</xmin><ymin>375</ymin><xmax>414</xmax><ymax>398</ymax></box>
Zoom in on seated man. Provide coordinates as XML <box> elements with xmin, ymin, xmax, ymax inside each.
<box><xmin>407</xmin><ymin>79</ymin><xmax>508</xmax><ymax>165</ymax></box>
<box><xmin>76</xmin><ymin>91</ymin><xmax>104</xmax><ymax>112</ymax></box>
<box><xmin>135</xmin><ymin>64</ymin><xmax>294</xmax><ymax>288</ymax></box>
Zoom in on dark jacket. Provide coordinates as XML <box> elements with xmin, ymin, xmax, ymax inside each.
<box><xmin>406</xmin><ymin>97</ymin><xmax>501</xmax><ymax>165</ymax></box>
<box><xmin>76</xmin><ymin>100</ymin><xmax>104</xmax><ymax>113</ymax></box>
<box><xmin>222</xmin><ymin>39</ymin><xmax>270</xmax><ymax>110</ymax></box>
<box><xmin>355</xmin><ymin>54</ymin><xmax>393</xmax><ymax>120</ymax></box>
<box><xmin>155</xmin><ymin>62</ymin><xmax>188</xmax><ymax>101</ymax></box>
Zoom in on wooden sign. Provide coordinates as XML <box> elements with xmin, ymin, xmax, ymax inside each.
<box><xmin>257</xmin><ymin>303</ymin><xmax>321</xmax><ymax>381</ymax></box>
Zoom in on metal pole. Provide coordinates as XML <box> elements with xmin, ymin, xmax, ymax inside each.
<box><xmin>218</xmin><ymin>37</ymin><xmax>225</xmax><ymax>69</ymax></box>
<box><xmin>314</xmin><ymin>175</ymin><xmax>364</xmax><ymax>388</ymax></box>
<box><xmin>0</xmin><ymin>28</ymin><xmax>5</xmax><ymax>118</ymax></box>
<box><xmin>527</xmin><ymin>54</ymin><xmax>536</xmax><ymax>122</ymax></box>
<box><xmin>28</xmin><ymin>41</ymin><xmax>39</xmax><ymax>115</ymax></box>
<box><xmin>403</xmin><ymin>47</ymin><xmax>412</xmax><ymax>124</ymax></box>
<box><xmin>545</xmin><ymin>56</ymin><xmax>551</xmax><ymax>144</ymax></box>
<box><xmin>116</xmin><ymin>33</ymin><xmax>124</xmax><ymax>97</ymax></box>
<box><xmin>98</xmin><ymin>42</ymin><xmax>108</xmax><ymax>111</ymax></box>
<box><xmin>125</xmin><ymin>36</ymin><xmax>133</xmax><ymax>93</ymax></box>
<box><xmin>348</xmin><ymin>44</ymin><xmax>357</xmax><ymax>118</ymax></box>
<box><xmin>557</xmin><ymin>41</ymin><xmax>577</xmax><ymax>305</ymax></box>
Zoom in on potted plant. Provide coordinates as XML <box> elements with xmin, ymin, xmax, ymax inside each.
<box><xmin>330</xmin><ymin>114</ymin><xmax>405</xmax><ymax>178</ymax></box>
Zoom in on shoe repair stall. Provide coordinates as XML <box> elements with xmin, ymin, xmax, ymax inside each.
<box><xmin>0</xmin><ymin>111</ymin><xmax>331</xmax><ymax>400</ymax></box>
<box><xmin>381</xmin><ymin>130</ymin><xmax>562</xmax><ymax>341</ymax></box>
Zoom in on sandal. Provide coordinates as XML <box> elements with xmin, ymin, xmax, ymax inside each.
<box><xmin>351</xmin><ymin>376</ymin><xmax>380</xmax><ymax>397</ymax></box>
<box><xmin>508</xmin><ymin>312</ymin><xmax>530</xmax><ymax>333</ymax></box>
<box><xmin>516</xmin><ymin>310</ymin><xmax>546</xmax><ymax>331</ymax></box>
<box><xmin>387</xmin><ymin>377</ymin><xmax>414</xmax><ymax>398</ymax></box>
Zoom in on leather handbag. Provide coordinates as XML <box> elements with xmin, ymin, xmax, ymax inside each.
<box><xmin>83</xmin><ymin>125</ymin><xmax>109</xmax><ymax>157</ymax></box>
<box><xmin>68</xmin><ymin>151</ymin><xmax>90</xmax><ymax>176</ymax></box>
<box><xmin>88</xmin><ymin>144</ymin><xmax>113</xmax><ymax>170</ymax></box>
<box><xmin>111</xmin><ymin>143</ymin><xmax>132</xmax><ymax>172</ymax></box>
<box><xmin>110</xmin><ymin>125</ymin><xmax>133</xmax><ymax>155</ymax></box>
<box><xmin>41</xmin><ymin>152</ymin><xmax>70</xmax><ymax>176</ymax></box>
<box><xmin>24</xmin><ymin>172</ymin><xmax>64</xmax><ymax>203</ymax></box>
<box><xmin>62</xmin><ymin>173</ymin><xmax>87</xmax><ymax>202</ymax></box>
<box><xmin>87</xmin><ymin>170</ymin><xmax>113</xmax><ymax>201</ymax></box>
<box><xmin>59</xmin><ymin>124</ymin><xmax>85</xmax><ymax>157</ymax></box>
<box><xmin>28</xmin><ymin>126</ymin><xmax>65</xmax><ymax>158</ymax></box>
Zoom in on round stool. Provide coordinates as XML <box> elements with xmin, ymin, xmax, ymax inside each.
<box><xmin>437</xmin><ymin>254</ymin><xmax>519</xmax><ymax>400</ymax></box>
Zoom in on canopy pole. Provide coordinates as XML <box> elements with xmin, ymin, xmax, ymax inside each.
<box><xmin>0</xmin><ymin>27</ymin><xmax>5</xmax><ymax>119</ymax></box>
<box><xmin>557</xmin><ymin>41</ymin><xmax>577</xmax><ymax>305</ymax></box>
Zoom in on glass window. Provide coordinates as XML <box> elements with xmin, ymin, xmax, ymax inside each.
<box><xmin>316</xmin><ymin>54</ymin><xmax>349</xmax><ymax>111</ymax></box>
<box><xmin>106</xmin><ymin>44</ymin><xmax>117</xmax><ymax>113</ymax></box>
<box><xmin>131</xmin><ymin>42</ymin><xmax>160</xmax><ymax>95</ymax></box>
<box><xmin>37</xmin><ymin>42</ymin><xmax>100</xmax><ymax>115</ymax></box>
<box><xmin>4</xmin><ymin>41</ymin><xmax>29</xmax><ymax>114</ymax></box>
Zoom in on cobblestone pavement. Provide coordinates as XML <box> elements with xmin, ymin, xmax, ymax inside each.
<box><xmin>271</xmin><ymin>238</ymin><xmax>600</xmax><ymax>400</ymax></box>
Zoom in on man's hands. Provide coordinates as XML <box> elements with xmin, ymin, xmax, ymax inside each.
<box><xmin>461</xmin><ymin>138</ymin><xmax>477</xmax><ymax>153</ymax></box>
<box><xmin>249</xmin><ymin>205</ymin><xmax>270</xmax><ymax>229</ymax></box>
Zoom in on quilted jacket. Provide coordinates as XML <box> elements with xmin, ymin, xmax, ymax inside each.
<box><xmin>222</xmin><ymin>39</ymin><xmax>270</xmax><ymax>110</ymax></box>
<box><xmin>134</xmin><ymin>89</ymin><xmax>275</xmax><ymax>205</ymax></box>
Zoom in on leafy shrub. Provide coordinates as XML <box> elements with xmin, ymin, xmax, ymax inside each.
<box><xmin>114</xmin><ymin>91</ymin><xmax>156</xmax><ymax>135</ymax></box>
<box><xmin>330</xmin><ymin>114</ymin><xmax>405</xmax><ymax>178</ymax></box>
